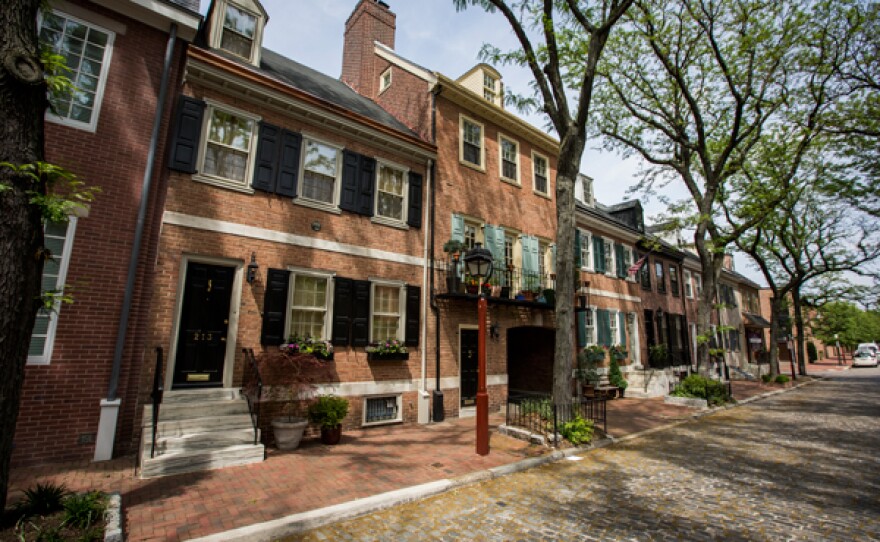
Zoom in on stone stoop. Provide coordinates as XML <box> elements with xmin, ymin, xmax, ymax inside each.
<box><xmin>139</xmin><ymin>388</ymin><xmax>265</xmax><ymax>478</ymax></box>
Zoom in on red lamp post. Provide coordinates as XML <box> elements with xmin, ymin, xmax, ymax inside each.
<box><xmin>463</xmin><ymin>243</ymin><xmax>494</xmax><ymax>456</ymax></box>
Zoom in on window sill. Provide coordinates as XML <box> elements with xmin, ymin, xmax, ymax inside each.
<box><xmin>500</xmin><ymin>177</ymin><xmax>521</xmax><ymax>188</ymax></box>
<box><xmin>293</xmin><ymin>198</ymin><xmax>342</xmax><ymax>215</ymax></box>
<box><xmin>459</xmin><ymin>159</ymin><xmax>486</xmax><ymax>173</ymax></box>
<box><xmin>192</xmin><ymin>174</ymin><xmax>255</xmax><ymax>195</ymax></box>
<box><xmin>362</xmin><ymin>418</ymin><xmax>403</xmax><ymax>427</ymax></box>
<box><xmin>533</xmin><ymin>189</ymin><xmax>551</xmax><ymax>200</ymax></box>
<box><xmin>370</xmin><ymin>216</ymin><xmax>409</xmax><ymax>230</ymax></box>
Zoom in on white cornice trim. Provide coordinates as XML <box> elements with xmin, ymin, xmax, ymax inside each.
<box><xmin>374</xmin><ymin>43</ymin><xmax>436</xmax><ymax>85</ymax></box>
<box><xmin>163</xmin><ymin>211</ymin><xmax>425</xmax><ymax>267</ymax></box>
<box><xmin>582</xmin><ymin>288</ymin><xmax>642</xmax><ymax>303</ymax></box>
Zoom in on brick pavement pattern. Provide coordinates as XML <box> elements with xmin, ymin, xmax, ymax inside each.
<box><xmin>292</xmin><ymin>373</ymin><xmax>880</xmax><ymax>541</ymax></box>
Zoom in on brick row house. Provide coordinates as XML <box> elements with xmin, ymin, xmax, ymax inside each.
<box><xmin>14</xmin><ymin>0</ymin><xmax>201</xmax><ymax>467</ymax></box>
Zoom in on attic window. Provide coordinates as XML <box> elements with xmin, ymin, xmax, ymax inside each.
<box><xmin>483</xmin><ymin>73</ymin><xmax>497</xmax><ymax>102</ymax></box>
<box><xmin>380</xmin><ymin>67</ymin><xmax>392</xmax><ymax>93</ymax></box>
<box><xmin>580</xmin><ymin>176</ymin><xmax>594</xmax><ymax>206</ymax></box>
<box><xmin>221</xmin><ymin>4</ymin><xmax>257</xmax><ymax>60</ymax></box>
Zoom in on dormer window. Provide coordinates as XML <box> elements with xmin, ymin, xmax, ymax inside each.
<box><xmin>221</xmin><ymin>4</ymin><xmax>257</xmax><ymax>59</ymax></box>
<box><xmin>209</xmin><ymin>0</ymin><xmax>266</xmax><ymax>66</ymax></box>
<box><xmin>483</xmin><ymin>73</ymin><xmax>496</xmax><ymax>102</ymax></box>
<box><xmin>379</xmin><ymin>67</ymin><xmax>392</xmax><ymax>93</ymax></box>
<box><xmin>577</xmin><ymin>175</ymin><xmax>595</xmax><ymax>206</ymax></box>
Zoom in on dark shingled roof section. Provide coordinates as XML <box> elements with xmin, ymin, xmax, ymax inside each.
<box><xmin>259</xmin><ymin>48</ymin><xmax>419</xmax><ymax>138</ymax></box>
<box><xmin>166</xmin><ymin>0</ymin><xmax>200</xmax><ymax>13</ymax></box>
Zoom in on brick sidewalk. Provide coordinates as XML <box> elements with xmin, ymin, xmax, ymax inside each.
<box><xmin>6</xmin><ymin>380</ymin><xmax>802</xmax><ymax>541</ymax></box>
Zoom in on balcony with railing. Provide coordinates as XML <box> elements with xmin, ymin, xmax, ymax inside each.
<box><xmin>436</xmin><ymin>263</ymin><xmax>557</xmax><ymax>307</ymax></box>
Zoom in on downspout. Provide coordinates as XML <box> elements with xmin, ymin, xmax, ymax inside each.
<box><xmin>95</xmin><ymin>24</ymin><xmax>178</xmax><ymax>461</ymax></box>
<box><xmin>430</xmin><ymin>84</ymin><xmax>444</xmax><ymax>422</ymax></box>
<box><xmin>419</xmin><ymin>157</ymin><xmax>433</xmax><ymax>423</ymax></box>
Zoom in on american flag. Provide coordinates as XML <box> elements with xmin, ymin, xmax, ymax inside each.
<box><xmin>628</xmin><ymin>253</ymin><xmax>648</xmax><ymax>276</ymax></box>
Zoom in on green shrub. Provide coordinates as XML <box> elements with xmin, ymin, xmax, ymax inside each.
<box><xmin>307</xmin><ymin>395</ymin><xmax>349</xmax><ymax>428</ymax></box>
<box><xmin>775</xmin><ymin>374</ymin><xmax>790</xmax><ymax>384</ymax></box>
<box><xmin>761</xmin><ymin>374</ymin><xmax>773</xmax><ymax>383</ymax></box>
<box><xmin>62</xmin><ymin>491</ymin><xmax>106</xmax><ymax>530</ymax></box>
<box><xmin>560</xmin><ymin>415</ymin><xmax>594</xmax><ymax>446</ymax></box>
<box><xmin>671</xmin><ymin>374</ymin><xmax>730</xmax><ymax>406</ymax></box>
<box><xmin>608</xmin><ymin>357</ymin><xmax>628</xmax><ymax>390</ymax></box>
<box><xmin>807</xmin><ymin>342</ymin><xmax>818</xmax><ymax>363</ymax></box>
<box><xmin>15</xmin><ymin>482</ymin><xmax>70</xmax><ymax>517</ymax></box>
<box><xmin>520</xmin><ymin>397</ymin><xmax>553</xmax><ymax>420</ymax></box>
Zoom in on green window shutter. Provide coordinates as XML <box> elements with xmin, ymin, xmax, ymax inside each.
<box><xmin>451</xmin><ymin>213</ymin><xmax>464</xmax><ymax>242</ymax></box>
<box><xmin>575</xmin><ymin>230</ymin><xmax>582</xmax><ymax>268</ymax></box>
<box><xmin>484</xmin><ymin>224</ymin><xmax>505</xmax><ymax>270</ymax></box>
<box><xmin>551</xmin><ymin>244</ymin><xmax>556</xmax><ymax>275</ymax></box>
<box><xmin>593</xmin><ymin>236</ymin><xmax>605</xmax><ymax>273</ymax></box>
<box><xmin>618</xmin><ymin>311</ymin><xmax>627</xmax><ymax>346</ymax></box>
<box><xmin>597</xmin><ymin>309</ymin><xmax>610</xmax><ymax>346</ymax></box>
<box><xmin>577</xmin><ymin>311</ymin><xmax>587</xmax><ymax>347</ymax></box>
<box><xmin>615</xmin><ymin>244</ymin><xmax>626</xmax><ymax>278</ymax></box>
<box><xmin>521</xmin><ymin>235</ymin><xmax>539</xmax><ymax>290</ymax></box>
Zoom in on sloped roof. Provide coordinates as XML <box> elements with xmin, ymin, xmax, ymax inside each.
<box><xmin>167</xmin><ymin>0</ymin><xmax>199</xmax><ymax>13</ymax></box>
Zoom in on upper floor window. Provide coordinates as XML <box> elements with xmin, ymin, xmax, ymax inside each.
<box><xmin>288</xmin><ymin>272</ymin><xmax>330</xmax><ymax>339</ymax></box>
<box><xmin>622</xmin><ymin>248</ymin><xmax>635</xmax><ymax>282</ymax></box>
<box><xmin>463</xmin><ymin>219</ymin><xmax>480</xmax><ymax>250</ymax></box>
<box><xmin>639</xmin><ymin>254</ymin><xmax>651</xmax><ymax>290</ymax></box>
<box><xmin>604</xmin><ymin>239</ymin><xmax>615</xmax><ymax>277</ymax></box>
<box><xmin>29</xmin><ymin>219</ymin><xmax>78</xmax><ymax>365</ymax></box>
<box><xmin>538</xmin><ymin>240</ymin><xmax>548</xmax><ymax>280</ymax></box>
<box><xmin>533</xmin><ymin>152</ymin><xmax>548</xmax><ymax>195</ymax></box>
<box><xmin>609</xmin><ymin>311</ymin><xmax>620</xmax><ymax>344</ymax></box>
<box><xmin>577</xmin><ymin>175</ymin><xmax>595</xmax><ymax>206</ymax></box>
<box><xmin>199</xmin><ymin>103</ymin><xmax>258</xmax><ymax>190</ymax></box>
<box><xmin>460</xmin><ymin>116</ymin><xmax>484</xmax><ymax>169</ymax></box>
<box><xmin>483</xmin><ymin>73</ymin><xmax>496</xmax><ymax>102</ymax></box>
<box><xmin>380</xmin><ymin>67</ymin><xmax>392</xmax><ymax>93</ymax></box>
<box><xmin>669</xmin><ymin>265</ymin><xmax>680</xmax><ymax>296</ymax></box>
<box><xmin>584</xmin><ymin>307</ymin><xmax>596</xmax><ymax>345</ymax></box>
<box><xmin>40</xmin><ymin>11</ymin><xmax>114</xmax><ymax>132</ymax></box>
<box><xmin>684</xmin><ymin>269</ymin><xmax>693</xmax><ymax>298</ymax></box>
<box><xmin>655</xmin><ymin>261</ymin><xmax>666</xmax><ymax>293</ymax></box>
<box><xmin>504</xmin><ymin>233</ymin><xmax>515</xmax><ymax>269</ymax></box>
<box><xmin>694</xmin><ymin>273</ymin><xmax>703</xmax><ymax>297</ymax></box>
<box><xmin>579</xmin><ymin>229</ymin><xmax>593</xmax><ymax>272</ymax></box>
<box><xmin>221</xmin><ymin>4</ymin><xmax>257</xmax><ymax>60</ymax></box>
<box><xmin>300</xmin><ymin>138</ymin><xmax>341</xmax><ymax>205</ymax></box>
<box><xmin>499</xmin><ymin>135</ymin><xmax>519</xmax><ymax>183</ymax></box>
<box><xmin>375</xmin><ymin>162</ymin><xmax>407</xmax><ymax>223</ymax></box>
<box><xmin>371</xmin><ymin>283</ymin><xmax>403</xmax><ymax>342</ymax></box>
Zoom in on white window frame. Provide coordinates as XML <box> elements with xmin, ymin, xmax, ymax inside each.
<box><xmin>362</xmin><ymin>394</ymin><xmax>403</xmax><ymax>426</ymax></box>
<box><xmin>604</xmin><ymin>239</ymin><xmax>615</xmax><ymax>277</ymax></box>
<box><xmin>584</xmin><ymin>306</ymin><xmax>597</xmax><ymax>346</ymax></box>
<box><xmin>669</xmin><ymin>265</ymin><xmax>680</xmax><ymax>297</ymax></box>
<box><xmin>209</xmin><ymin>0</ymin><xmax>265</xmax><ymax>66</ymax></box>
<box><xmin>379</xmin><ymin>67</ymin><xmax>392</xmax><ymax>93</ymax></box>
<box><xmin>28</xmin><ymin>217</ymin><xmax>78</xmax><ymax>365</ymax></box>
<box><xmin>579</xmin><ymin>229</ymin><xmax>594</xmax><ymax>272</ymax></box>
<box><xmin>483</xmin><ymin>73</ymin><xmax>497</xmax><ymax>102</ymax></box>
<box><xmin>459</xmin><ymin>114</ymin><xmax>485</xmax><ymax>171</ymax></box>
<box><xmin>623</xmin><ymin>247</ymin><xmax>636</xmax><ymax>282</ymax></box>
<box><xmin>285</xmin><ymin>268</ymin><xmax>334</xmax><ymax>341</ymax></box>
<box><xmin>369</xmin><ymin>280</ymin><xmax>405</xmax><ymax>343</ymax></box>
<box><xmin>193</xmin><ymin>99</ymin><xmax>260</xmax><ymax>193</ymax></box>
<box><xmin>372</xmin><ymin>159</ymin><xmax>409</xmax><ymax>227</ymax></box>
<box><xmin>498</xmin><ymin>134</ymin><xmax>520</xmax><ymax>185</ymax></box>
<box><xmin>610</xmin><ymin>309</ymin><xmax>621</xmax><ymax>345</ymax></box>
<box><xmin>531</xmin><ymin>151</ymin><xmax>549</xmax><ymax>196</ymax></box>
<box><xmin>40</xmin><ymin>10</ymin><xmax>115</xmax><ymax>133</ymax></box>
<box><xmin>579</xmin><ymin>176</ymin><xmax>595</xmax><ymax>206</ymax></box>
<box><xmin>684</xmin><ymin>269</ymin><xmax>693</xmax><ymax>298</ymax></box>
<box><xmin>295</xmin><ymin>134</ymin><xmax>343</xmax><ymax>212</ymax></box>
<box><xmin>694</xmin><ymin>273</ymin><xmax>703</xmax><ymax>297</ymax></box>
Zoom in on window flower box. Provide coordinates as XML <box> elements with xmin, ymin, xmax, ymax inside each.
<box><xmin>366</xmin><ymin>352</ymin><xmax>410</xmax><ymax>361</ymax></box>
<box><xmin>365</xmin><ymin>339</ymin><xmax>408</xmax><ymax>361</ymax></box>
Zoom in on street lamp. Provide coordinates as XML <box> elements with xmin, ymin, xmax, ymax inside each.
<box><xmin>835</xmin><ymin>333</ymin><xmax>841</xmax><ymax>365</ymax></box>
<box><xmin>463</xmin><ymin>243</ymin><xmax>493</xmax><ymax>456</ymax></box>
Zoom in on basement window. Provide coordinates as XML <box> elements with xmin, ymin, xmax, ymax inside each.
<box><xmin>363</xmin><ymin>395</ymin><xmax>402</xmax><ymax>426</ymax></box>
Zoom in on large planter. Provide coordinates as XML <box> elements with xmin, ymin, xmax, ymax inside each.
<box><xmin>272</xmin><ymin>417</ymin><xmax>308</xmax><ymax>450</ymax></box>
<box><xmin>320</xmin><ymin>425</ymin><xmax>342</xmax><ymax>445</ymax></box>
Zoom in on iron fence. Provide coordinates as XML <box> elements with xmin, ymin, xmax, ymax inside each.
<box><xmin>506</xmin><ymin>391</ymin><xmax>607</xmax><ymax>447</ymax></box>
<box><xmin>436</xmin><ymin>263</ymin><xmax>556</xmax><ymax>302</ymax></box>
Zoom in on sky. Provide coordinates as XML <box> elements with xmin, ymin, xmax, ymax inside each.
<box><xmin>201</xmin><ymin>0</ymin><xmax>765</xmax><ymax>284</ymax></box>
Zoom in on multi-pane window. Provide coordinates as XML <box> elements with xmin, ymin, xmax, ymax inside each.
<box><xmin>538</xmin><ymin>241</ymin><xmax>547</xmax><ymax>281</ymax></box>
<box><xmin>684</xmin><ymin>270</ymin><xmax>693</xmax><ymax>298</ymax></box>
<box><xmin>202</xmin><ymin>106</ymin><xmax>256</xmax><ymax>186</ymax></box>
<box><xmin>288</xmin><ymin>274</ymin><xmax>329</xmax><ymax>339</ymax></box>
<box><xmin>301</xmin><ymin>138</ymin><xmax>340</xmax><ymax>204</ymax></box>
<box><xmin>376</xmin><ymin>164</ymin><xmax>406</xmax><ymax>222</ymax></box>
<box><xmin>584</xmin><ymin>308</ymin><xmax>596</xmax><ymax>345</ymax></box>
<box><xmin>669</xmin><ymin>265</ymin><xmax>680</xmax><ymax>296</ymax></box>
<box><xmin>221</xmin><ymin>4</ymin><xmax>257</xmax><ymax>60</ymax></box>
<box><xmin>604</xmin><ymin>240</ymin><xmax>615</xmax><ymax>276</ymax></box>
<box><xmin>655</xmin><ymin>261</ymin><xmax>666</xmax><ymax>293</ymax></box>
<box><xmin>371</xmin><ymin>284</ymin><xmax>401</xmax><ymax>341</ymax></box>
<box><xmin>622</xmin><ymin>248</ymin><xmax>634</xmax><ymax>281</ymax></box>
<box><xmin>500</xmin><ymin>136</ymin><xmax>519</xmax><ymax>182</ymax></box>
<box><xmin>463</xmin><ymin>221</ymin><xmax>478</xmax><ymax>250</ymax></box>
<box><xmin>639</xmin><ymin>254</ymin><xmax>651</xmax><ymax>289</ymax></box>
<box><xmin>579</xmin><ymin>230</ymin><xmax>593</xmax><ymax>271</ymax></box>
<box><xmin>380</xmin><ymin>68</ymin><xmax>392</xmax><ymax>92</ymax></box>
<box><xmin>39</xmin><ymin>11</ymin><xmax>114</xmax><ymax>131</ymax></box>
<box><xmin>694</xmin><ymin>273</ymin><xmax>703</xmax><ymax>297</ymax></box>
<box><xmin>610</xmin><ymin>311</ymin><xmax>619</xmax><ymax>345</ymax></box>
<box><xmin>29</xmin><ymin>219</ymin><xmax>77</xmax><ymax>364</ymax></box>
<box><xmin>533</xmin><ymin>153</ymin><xmax>548</xmax><ymax>195</ymax></box>
<box><xmin>364</xmin><ymin>395</ymin><xmax>401</xmax><ymax>425</ymax></box>
<box><xmin>483</xmin><ymin>73</ymin><xmax>496</xmax><ymax>102</ymax></box>
<box><xmin>461</xmin><ymin>117</ymin><xmax>483</xmax><ymax>167</ymax></box>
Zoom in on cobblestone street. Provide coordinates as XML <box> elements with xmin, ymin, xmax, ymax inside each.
<box><xmin>291</xmin><ymin>372</ymin><xmax>880</xmax><ymax>541</ymax></box>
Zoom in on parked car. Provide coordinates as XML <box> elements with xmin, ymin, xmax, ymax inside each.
<box><xmin>852</xmin><ymin>351</ymin><xmax>878</xmax><ymax>368</ymax></box>
<box><xmin>856</xmin><ymin>343</ymin><xmax>878</xmax><ymax>358</ymax></box>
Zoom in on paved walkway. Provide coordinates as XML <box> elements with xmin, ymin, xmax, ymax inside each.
<box><xmin>290</xmin><ymin>369</ymin><xmax>879</xmax><ymax>541</ymax></box>
<box><xmin>6</xmin><ymin>371</ymin><xmax>833</xmax><ymax>541</ymax></box>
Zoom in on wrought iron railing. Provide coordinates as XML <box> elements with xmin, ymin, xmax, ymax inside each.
<box><xmin>437</xmin><ymin>263</ymin><xmax>556</xmax><ymax>302</ymax></box>
<box><xmin>241</xmin><ymin>348</ymin><xmax>263</xmax><ymax>445</ymax></box>
<box><xmin>506</xmin><ymin>391</ymin><xmax>607</xmax><ymax>447</ymax></box>
<box><xmin>150</xmin><ymin>347</ymin><xmax>164</xmax><ymax>458</ymax></box>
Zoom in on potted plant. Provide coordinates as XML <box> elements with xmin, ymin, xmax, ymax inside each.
<box><xmin>609</xmin><ymin>344</ymin><xmax>627</xmax><ymax>363</ymax></box>
<box><xmin>577</xmin><ymin>345</ymin><xmax>605</xmax><ymax>395</ymax></box>
<box><xmin>443</xmin><ymin>239</ymin><xmax>465</xmax><ymax>293</ymax></box>
<box><xmin>308</xmin><ymin>395</ymin><xmax>350</xmax><ymax>445</ymax></box>
<box><xmin>366</xmin><ymin>338</ymin><xmax>409</xmax><ymax>361</ymax></box>
<box><xmin>258</xmin><ymin>346</ymin><xmax>332</xmax><ymax>450</ymax></box>
<box><xmin>281</xmin><ymin>335</ymin><xmax>334</xmax><ymax>361</ymax></box>
<box><xmin>608</xmin><ymin>356</ymin><xmax>628</xmax><ymax>398</ymax></box>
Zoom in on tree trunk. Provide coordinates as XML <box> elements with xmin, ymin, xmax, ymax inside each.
<box><xmin>791</xmin><ymin>287</ymin><xmax>808</xmax><ymax>375</ymax></box>
<box><xmin>768</xmin><ymin>297</ymin><xmax>785</xmax><ymax>378</ymax></box>
<box><xmin>693</xmin><ymin>231</ymin><xmax>724</xmax><ymax>376</ymax></box>
<box><xmin>0</xmin><ymin>0</ymin><xmax>45</xmax><ymax>512</ymax></box>
<box><xmin>552</xmin><ymin>136</ymin><xmax>585</xmax><ymax>406</ymax></box>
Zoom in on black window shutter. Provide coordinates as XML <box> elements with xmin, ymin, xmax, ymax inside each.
<box><xmin>406</xmin><ymin>172</ymin><xmax>423</xmax><ymax>228</ymax></box>
<box><xmin>276</xmin><ymin>129</ymin><xmax>302</xmax><ymax>197</ymax></box>
<box><xmin>331</xmin><ymin>277</ymin><xmax>354</xmax><ymax>346</ymax></box>
<box><xmin>405</xmin><ymin>285</ymin><xmax>421</xmax><ymax>346</ymax></box>
<box><xmin>261</xmin><ymin>268</ymin><xmax>290</xmax><ymax>345</ymax></box>
<box><xmin>252</xmin><ymin>122</ymin><xmax>279</xmax><ymax>193</ymax></box>
<box><xmin>357</xmin><ymin>156</ymin><xmax>376</xmax><ymax>216</ymax></box>
<box><xmin>352</xmin><ymin>280</ymin><xmax>371</xmax><ymax>346</ymax></box>
<box><xmin>168</xmin><ymin>96</ymin><xmax>205</xmax><ymax>173</ymax></box>
<box><xmin>340</xmin><ymin>150</ymin><xmax>360</xmax><ymax>213</ymax></box>
<box><xmin>615</xmin><ymin>243</ymin><xmax>626</xmax><ymax>278</ymax></box>
<box><xmin>644</xmin><ymin>310</ymin><xmax>655</xmax><ymax>346</ymax></box>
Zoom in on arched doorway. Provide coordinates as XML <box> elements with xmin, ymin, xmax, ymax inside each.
<box><xmin>506</xmin><ymin>326</ymin><xmax>555</xmax><ymax>395</ymax></box>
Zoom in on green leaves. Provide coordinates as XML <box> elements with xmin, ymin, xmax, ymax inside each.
<box><xmin>0</xmin><ymin>161</ymin><xmax>99</xmax><ymax>223</ymax></box>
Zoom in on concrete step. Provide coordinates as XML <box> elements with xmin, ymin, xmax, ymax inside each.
<box><xmin>154</xmin><ymin>414</ymin><xmax>255</xmax><ymax>438</ymax></box>
<box><xmin>150</xmin><ymin>428</ymin><xmax>261</xmax><ymax>455</ymax></box>
<box><xmin>161</xmin><ymin>388</ymin><xmax>240</xmax><ymax>403</ymax></box>
<box><xmin>144</xmin><ymin>399</ymin><xmax>250</xmax><ymax>422</ymax></box>
<box><xmin>140</xmin><ymin>443</ymin><xmax>265</xmax><ymax>478</ymax></box>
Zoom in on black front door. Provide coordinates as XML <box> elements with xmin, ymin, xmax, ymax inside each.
<box><xmin>173</xmin><ymin>262</ymin><xmax>235</xmax><ymax>388</ymax></box>
<box><xmin>460</xmin><ymin>329</ymin><xmax>478</xmax><ymax>407</ymax></box>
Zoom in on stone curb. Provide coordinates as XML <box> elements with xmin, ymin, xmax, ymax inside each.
<box><xmin>104</xmin><ymin>492</ymin><xmax>122</xmax><ymax>542</ymax></box>
<box><xmin>179</xmin><ymin>377</ymin><xmax>824</xmax><ymax>542</ymax></box>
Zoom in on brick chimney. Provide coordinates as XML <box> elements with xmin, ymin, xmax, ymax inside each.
<box><xmin>342</xmin><ymin>0</ymin><xmax>396</xmax><ymax>98</ymax></box>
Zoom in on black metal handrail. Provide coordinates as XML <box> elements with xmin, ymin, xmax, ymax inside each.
<box><xmin>437</xmin><ymin>265</ymin><xmax>556</xmax><ymax>301</ymax></box>
<box><xmin>505</xmin><ymin>391</ymin><xmax>607</xmax><ymax>447</ymax></box>
<box><xmin>150</xmin><ymin>347</ymin><xmax>164</xmax><ymax>458</ymax></box>
<box><xmin>241</xmin><ymin>348</ymin><xmax>262</xmax><ymax>445</ymax></box>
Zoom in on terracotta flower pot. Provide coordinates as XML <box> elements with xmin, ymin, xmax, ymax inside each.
<box><xmin>320</xmin><ymin>425</ymin><xmax>342</xmax><ymax>445</ymax></box>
